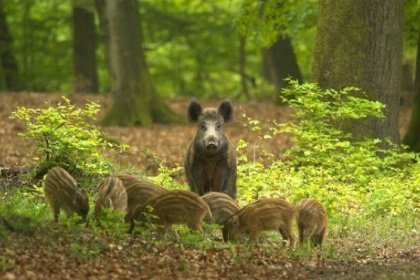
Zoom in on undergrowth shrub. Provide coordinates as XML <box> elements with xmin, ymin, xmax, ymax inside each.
<box><xmin>0</xmin><ymin>186</ymin><xmax>50</xmax><ymax>234</ymax></box>
<box><xmin>10</xmin><ymin>96</ymin><xmax>128</xmax><ymax>183</ymax></box>
<box><xmin>236</xmin><ymin>80</ymin><xmax>420</xmax><ymax>219</ymax></box>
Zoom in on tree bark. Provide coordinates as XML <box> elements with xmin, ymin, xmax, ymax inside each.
<box><xmin>100</xmin><ymin>0</ymin><xmax>182</xmax><ymax>126</ymax></box>
<box><xmin>312</xmin><ymin>0</ymin><xmax>402</xmax><ymax>143</ymax></box>
<box><xmin>73</xmin><ymin>0</ymin><xmax>98</xmax><ymax>93</ymax></box>
<box><xmin>402</xmin><ymin>30</ymin><xmax>420</xmax><ymax>151</ymax></box>
<box><xmin>239</xmin><ymin>35</ymin><xmax>250</xmax><ymax>100</ymax></box>
<box><xmin>0</xmin><ymin>0</ymin><xmax>19</xmax><ymax>91</ymax></box>
<box><xmin>262</xmin><ymin>35</ymin><xmax>303</xmax><ymax>103</ymax></box>
<box><xmin>95</xmin><ymin>0</ymin><xmax>113</xmax><ymax>86</ymax></box>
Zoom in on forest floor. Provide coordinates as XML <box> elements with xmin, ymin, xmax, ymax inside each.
<box><xmin>1</xmin><ymin>92</ymin><xmax>419</xmax><ymax>280</ymax></box>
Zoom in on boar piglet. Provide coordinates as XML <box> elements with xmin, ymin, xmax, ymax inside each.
<box><xmin>44</xmin><ymin>166</ymin><xmax>89</xmax><ymax>222</ymax></box>
<box><xmin>124</xmin><ymin>181</ymin><xmax>167</xmax><ymax>223</ymax></box>
<box><xmin>297</xmin><ymin>198</ymin><xmax>327</xmax><ymax>247</ymax></box>
<box><xmin>184</xmin><ymin>99</ymin><xmax>237</xmax><ymax>199</ymax></box>
<box><xmin>201</xmin><ymin>192</ymin><xmax>240</xmax><ymax>225</ymax></box>
<box><xmin>223</xmin><ymin>198</ymin><xmax>296</xmax><ymax>246</ymax></box>
<box><xmin>117</xmin><ymin>174</ymin><xmax>143</xmax><ymax>189</ymax></box>
<box><xmin>129</xmin><ymin>190</ymin><xmax>212</xmax><ymax>235</ymax></box>
<box><xmin>94</xmin><ymin>176</ymin><xmax>127</xmax><ymax>216</ymax></box>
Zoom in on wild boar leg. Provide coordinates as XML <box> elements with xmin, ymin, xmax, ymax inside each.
<box><xmin>51</xmin><ymin>204</ymin><xmax>60</xmax><ymax>222</ymax></box>
<box><xmin>279</xmin><ymin>226</ymin><xmax>295</xmax><ymax>247</ymax></box>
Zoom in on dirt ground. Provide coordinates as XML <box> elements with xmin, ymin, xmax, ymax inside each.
<box><xmin>1</xmin><ymin>92</ymin><xmax>419</xmax><ymax>280</ymax></box>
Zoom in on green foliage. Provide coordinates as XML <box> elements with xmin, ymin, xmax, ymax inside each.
<box><xmin>141</xmin><ymin>0</ymin><xmax>246</xmax><ymax>98</ymax></box>
<box><xmin>234</xmin><ymin>0</ymin><xmax>317</xmax><ymax>80</ymax></box>
<box><xmin>327</xmin><ymin>214</ymin><xmax>419</xmax><ymax>260</ymax></box>
<box><xmin>170</xmin><ymin>224</ymin><xmax>215</xmax><ymax>250</ymax></box>
<box><xmin>236</xmin><ymin>80</ymin><xmax>420</xmax><ymax>219</ymax></box>
<box><xmin>234</xmin><ymin>0</ymin><xmax>318</xmax><ymax>47</ymax></box>
<box><xmin>276</xmin><ymin>81</ymin><xmax>414</xmax><ymax>186</ymax></box>
<box><xmin>403</xmin><ymin>0</ymin><xmax>420</xmax><ymax>46</ymax></box>
<box><xmin>10</xmin><ymin>96</ymin><xmax>128</xmax><ymax>179</ymax></box>
<box><xmin>0</xmin><ymin>186</ymin><xmax>50</xmax><ymax>235</ymax></box>
<box><xmin>144</xmin><ymin>152</ymin><xmax>185</xmax><ymax>190</ymax></box>
<box><xmin>147</xmin><ymin>163</ymin><xmax>184</xmax><ymax>190</ymax></box>
<box><xmin>0</xmin><ymin>256</ymin><xmax>13</xmax><ymax>271</ymax></box>
<box><xmin>3</xmin><ymin>0</ymin><xmax>72</xmax><ymax>92</ymax></box>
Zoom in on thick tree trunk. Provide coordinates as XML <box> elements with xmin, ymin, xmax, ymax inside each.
<box><xmin>402</xmin><ymin>30</ymin><xmax>420</xmax><ymax>151</ymax></box>
<box><xmin>312</xmin><ymin>0</ymin><xmax>402</xmax><ymax>143</ymax></box>
<box><xmin>73</xmin><ymin>0</ymin><xmax>98</xmax><ymax>93</ymax></box>
<box><xmin>262</xmin><ymin>35</ymin><xmax>302</xmax><ymax>103</ymax></box>
<box><xmin>0</xmin><ymin>0</ymin><xmax>19</xmax><ymax>91</ymax></box>
<box><xmin>100</xmin><ymin>0</ymin><xmax>181</xmax><ymax>126</ymax></box>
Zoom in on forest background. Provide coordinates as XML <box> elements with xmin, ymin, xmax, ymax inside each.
<box><xmin>1</xmin><ymin>0</ymin><xmax>420</xmax><ymax>279</ymax></box>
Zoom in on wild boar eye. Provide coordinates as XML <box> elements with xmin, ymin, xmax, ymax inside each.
<box><xmin>216</xmin><ymin>122</ymin><xmax>221</xmax><ymax>129</ymax></box>
<box><xmin>201</xmin><ymin>123</ymin><xmax>206</xmax><ymax>130</ymax></box>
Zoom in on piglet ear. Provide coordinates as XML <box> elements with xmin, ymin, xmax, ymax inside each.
<box><xmin>74</xmin><ymin>190</ymin><xmax>88</xmax><ymax>205</ymax></box>
<box><xmin>218</xmin><ymin>99</ymin><xmax>234</xmax><ymax>123</ymax></box>
<box><xmin>187</xmin><ymin>99</ymin><xmax>203</xmax><ymax>123</ymax></box>
<box><xmin>73</xmin><ymin>192</ymin><xmax>83</xmax><ymax>205</ymax></box>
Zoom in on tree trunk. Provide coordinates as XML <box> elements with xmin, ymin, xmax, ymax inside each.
<box><xmin>73</xmin><ymin>0</ymin><xmax>98</xmax><ymax>93</ymax></box>
<box><xmin>0</xmin><ymin>0</ymin><xmax>19</xmax><ymax>91</ymax></box>
<box><xmin>239</xmin><ymin>35</ymin><xmax>250</xmax><ymax>100</ymax></box>
<box><xmin>100</xmin><ymin>0</ymin><xmax>182</xmax><ymax>126</ymax></box>
<box><xmin>95</xmin><ymin>0</ymin><xmax>113</xmax><ymax>87</ymax></box>
<box><xmin>312</xmin><ymin>0</ymin><xmax>402</xmax><ymax>143</ymax></box>
<box><xmin>262</xmin><ymin>35</ymin><xmax>303</xmax><ymax>103</ymax></box>
<box><xmin>402</xmin><ymin>30</ymin><xmax>420</xmax><ymax>151</ymax></box>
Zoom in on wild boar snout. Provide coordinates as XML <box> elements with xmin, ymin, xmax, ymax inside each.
<box><xmin>203</xmin><ymin>134</ymin><xmax>219</xmax><ymax>152</ymax></box>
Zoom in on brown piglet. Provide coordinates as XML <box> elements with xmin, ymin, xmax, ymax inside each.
<box><xmin>117</xmin><ymin>174</ymin><xmax>143</xmax><ymax>189</ymax></box>
<box><xmin>44</xmin><ymin>166</ymin><xmax>89</xmax><ymax>222</ymax></box>
<box><xmin>223</xmin><ymin>198</ymin><xmax>296</xmax><ymax>246</ymax></box>
<box><xmin>297</xmin><ymin>198</ymin><xmax>327</xmax><ymax>247</ymax></box>
<box><xmin>94</xmin><ymin>176</ymin><xmax>127</xmax><ymax>216</ymax></box>
<box><xmin>124</xmin><ymin>181</ymin><xmax>167</xmax><ymax>223</ymax></box>
<box><xmin>201</xmin><ymin>192</ymin><xmax>239</xmax><ymax>225</ymax></box>
<box><xmin>129</xmin><ymin>190</ymin><xmax>212</xmax><ymax>235</ymax></box>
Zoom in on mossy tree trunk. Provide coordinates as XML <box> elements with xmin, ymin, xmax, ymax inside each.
<box><xmin>403</xmin><ymin>30</ymin><xmax>420</xmax><ymax>151</ymax></box>
<box><xmin>73</xmin><ymin>0</ymin><xmax>98</xmax><ymax>93</ymax></box>
<box><xmin>0</xmin><ymin>0</ymin><xmax>19</xmax><ymax>91</ymax></box>
<box><xmin>99</xmin><ymin>0</ymin><xmax>182</xmax><ymax>126</ymax></box>
<box><xmin>312</xmin><ymin>0</ymin><xmax>403</xmax><ymax>143</ymax></box>
<box><xmin>262</xmin><ymin>35</ymin><xmax>303</xmax><ymax>103</ymax></box>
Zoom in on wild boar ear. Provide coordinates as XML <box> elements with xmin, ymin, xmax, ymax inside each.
<box><xmin>73</xmin><ymin>192</ymin><xmax>82</xmax><ymax>205</ymax></box>
<box><xmin>218</xmin><ymin>99</ymin><xmax>233</xmax><ymax>123</ymax></box>
<box><xmin>187</xmin><ymin>99</ymin><xmax>203</xmax><ymax>123</ymax></box>
<box><xmin>74</xmin><ymin>190</ymin><xmax>87</xmax><ymax>205</ymax></box>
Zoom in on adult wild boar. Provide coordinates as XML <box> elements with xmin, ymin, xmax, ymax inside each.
<box><xmin>184</xmin><ymin>99</ymin><xmax>237</xmax><ymax>199</ymax></box>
